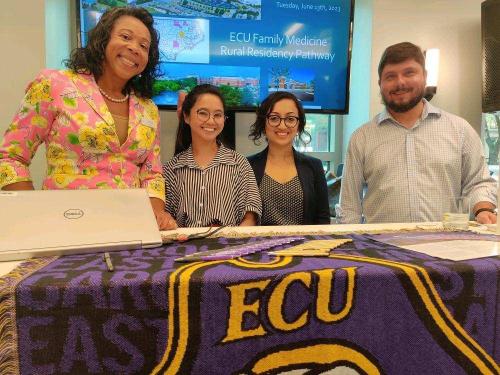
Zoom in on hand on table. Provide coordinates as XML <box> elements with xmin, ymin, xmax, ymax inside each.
<box><xmin>154</xmin><ymin>210</ymin><xmax>177</xmax><ymax>230</ymax></box>
<box><xmin>475</xmin><ymin>210</ymin><xmax>497</xmax><ymax>224</ymax></box>
<box><xmin>149</xmin><ymin>197</ymin><xmax>177</xmax><ymax>230</ymax></box>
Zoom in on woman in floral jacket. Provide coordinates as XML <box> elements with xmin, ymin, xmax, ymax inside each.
<box><xmin>0</xmin><ymin>7</ymin><xmax>176</xmax><ymax>229</ymax></box>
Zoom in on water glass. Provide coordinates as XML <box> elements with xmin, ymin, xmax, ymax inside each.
<box><xmin>442</xmin><ymin>196</ymin><xmax>470</xmax><ymax>230</ymax></box>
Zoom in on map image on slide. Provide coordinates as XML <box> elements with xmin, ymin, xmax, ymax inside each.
<box><xmin>156</xmin><ymin>18</ymin><xmax>209</xmax><ymax>63</ymax></box>
<box><xmin>81</xmin><ymin>0</ymin><xmax>262</xmax><ymax>20</ymax></box>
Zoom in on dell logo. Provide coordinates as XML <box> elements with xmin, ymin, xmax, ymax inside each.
<box><xmin>64</xmin><ymin>209</ymin><xmax>84</xmax><ymax>219</ymax></box>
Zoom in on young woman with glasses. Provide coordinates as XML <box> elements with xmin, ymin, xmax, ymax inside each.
<box><xmin>248</xmin><ymin>91</ymin><xmax>330</xmax><ymax>225</ymax></box>
<box><xmin>163</xmin><ymin>84</ymin><xmax>262</xmax><ymax>227</ymax></box>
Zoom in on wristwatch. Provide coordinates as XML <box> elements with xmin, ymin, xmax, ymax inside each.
<box><xmin>474</xmin><ymin>207</ymin><xmax>497</xmax><ymax>217</ymax></box>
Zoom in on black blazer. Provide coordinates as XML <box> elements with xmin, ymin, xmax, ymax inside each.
<box><xmin>247</xmin><ymin>147</ymin><xmax>330</xmax><ymax>225</ymax></box>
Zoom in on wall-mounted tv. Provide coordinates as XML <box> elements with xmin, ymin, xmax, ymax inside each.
<box><xmin>78</xmin><ymin>0</ymin><xmax>354</xmax><ymax>113</ymax></box>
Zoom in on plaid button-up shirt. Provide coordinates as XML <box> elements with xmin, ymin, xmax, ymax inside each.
<box><xmin>338</xmin><ymin>100</ymin><xmax>496</xmax><ymax>223</ymax></box>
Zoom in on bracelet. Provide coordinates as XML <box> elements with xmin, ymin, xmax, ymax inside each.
<box><xmin>474</xmin><ymin>207</ymin><xmax>497</xmax><ymax>217</ymax></box>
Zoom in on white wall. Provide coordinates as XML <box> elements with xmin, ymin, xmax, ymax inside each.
<box><xmin>159</xmin><ymin>111</ymin><xmax>178</xmax><ymax>162</ymax></box>
<box><xmin>370</xmin><ymin>0</ymin><xmax>484</xmax><ymax>133</ymax></box>
<box><xmin>0</xmin><ymin>0</ymin><xmax>46</xmax><ymax>188</ymax></box>
<box><xmin>341</xmin><ymin>0</ymin><xmax>373</xmax><ymax>157</ymax></box>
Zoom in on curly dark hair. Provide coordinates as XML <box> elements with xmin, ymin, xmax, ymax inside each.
<box><xmin>66</xmin><ymin>7</ymin><xmax>160</xmax><ymax>98</ymax></box>
<box><xmin>249</xmin><ymin>91</ymin><xmax>309</xmax><ymax>145</ymax></box>
<box><xmin>175</xmin><ymin>84</ymin><xmax>227</xmax><ymax>155</ymax></box>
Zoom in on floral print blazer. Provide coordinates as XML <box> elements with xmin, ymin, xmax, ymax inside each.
<box><xmin>0</xmin><ymin>69</ymin><xmax>165</xmax><ymax>201</ymax></box>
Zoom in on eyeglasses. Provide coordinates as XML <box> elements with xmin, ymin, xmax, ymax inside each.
<box><xmin>266</xmin><ymin>114</ymin><xmax>299</xmax><ymax>128</ymax></box>
<box><xmin>196</xmin><ymin>109</ymin><xmax>227</xmax><ymax>124</ymax></box>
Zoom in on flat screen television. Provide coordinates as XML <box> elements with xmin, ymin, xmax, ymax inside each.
<box><xmin>77</xmin><ymin>0</ymin><xmax>354</xmax><ymax>113</ymax></box>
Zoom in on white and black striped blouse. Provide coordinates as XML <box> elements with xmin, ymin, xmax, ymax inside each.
<box><xmin>163</xmin><ymin>145</ymin><xmax>262</xmax><ymax>227</ymax></box>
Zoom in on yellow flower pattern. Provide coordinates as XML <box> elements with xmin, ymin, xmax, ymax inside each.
<box><xmin>0</xmin><ymin>69</ymin><xmax>165</xmax><ymax>201</ymax></box>
<box><xmin>31</xmin><ymin>115</ymin><xmax>48</xmax><ymax>128</ymax></box>
<box><xmin>96</xmin><ymin>121</ymin><xmax>116</xmax><ymax>144</ymax></box>
<box><xmin>82</xmin><ymin>165</ymin><xmax>99</xmax><ymax>178</ymax></box>
<box><xmin>6</xmin><ymin>144</ymin><xmax>22</xmax><ymax>158</ymax></box>
<box><xmin>99</xmin><ymin>104</ymin><xmax>114</xmax><ymax>125</ymax></box>
<box><xmin>113</xmin><ymin>175</ymin><xmax>129</xmax><ymax>189</ymax></box>
<box><xmin>153</xmin><ymin>144</ymin><xmax>160</xmax><ymax>156</ymax></box>
<box><xmin>78</xmin><ymin>126</ymin><xmax>109</xmax><ymax>154</ymax></box>
<box><xmin>53</xmin><ymin>173</ymin><xmax>77</xmax><ymax>188</ymax></box>
<box><xmin>5</xmin><ymin>122</ymin><xmax>19</xmax><ymax>134</ymax></box>
<box><xmin>0</xmin><ymin>164</ymin><xmax>17</xmax><ymax>186</ymax></box>
<box><xmin>53</xmin><ymin>159</ymin><xmax>77</xmax><ymax>175</ymax></box>
<box><xmin>109</xmin><ymin>153</ymin><xmax>125</xmax><ymax>163</ymax></box>
<box><xmin>73</xmin><ymin>112</ymin><xmax>89</xmax><ymax>126</ymax></box>
<box><xmin>61</xmin><ymin>70</ymin><xmax>79</xmax><ymax>80</ymax></box>
<box><xmin>25</xmin><ymin>78</ymin><xmax>52</xmax><ymax>107</ymax></box>
<box><xmin>46</xmin><ymin>143</ymin><xmax>67</xmax><ymax>161</ymax></box>
<box><xmin>144</xmin><ymin>102</ymin><xmax>160</xmax><ymax>123</ymax></box>
<box><xmin>137</xmin><ymin>125</ymin><xmax>155</xmax><ymax>149</ymax></box>
<box><xmin>147</xmin><ymin>178</ymin><xmax>165</xmax><ymax>197</ymax></box>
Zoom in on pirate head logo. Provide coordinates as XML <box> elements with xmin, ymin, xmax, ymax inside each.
<box><xmin>237</xmin><ymin>339</ymin><xmax>383</xmax><ymax>375</ymax></box>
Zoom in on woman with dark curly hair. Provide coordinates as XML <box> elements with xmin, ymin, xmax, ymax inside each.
<box><xmin>0</xmin><ymin>7</ymin><xmax>176</xmax><ymax>230</ymax></box>
<box><xmin>248</xmin><ymin>91</ymin><xmax>330</xmax><ymax>225</ymax></box>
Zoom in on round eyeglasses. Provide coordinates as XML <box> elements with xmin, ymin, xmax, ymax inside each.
<box><xmin>196</xmin><ymin>109</ymin><xmax>227</xmax><ymax>124</ymax></box>
<box><xmin>266</xmin><ymin>114</ymin><xmax>299</xmax><ymax>128</ymax></box>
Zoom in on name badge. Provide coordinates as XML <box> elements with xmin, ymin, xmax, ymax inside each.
<box><xmin>0</xmin><ymin>192</ymin><xmax>18</xmax><ymax>197</ymax></box>
<box><xmin>141</xmin><ymin>117</ymin><xmax>156</xmax><ymax>128</ymax></box>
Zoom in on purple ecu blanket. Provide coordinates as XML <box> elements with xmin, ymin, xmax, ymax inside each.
<box><xmin>0</xmin><ymin>233</ymin><xmax>498</xmax><ymax>374</ymax></box>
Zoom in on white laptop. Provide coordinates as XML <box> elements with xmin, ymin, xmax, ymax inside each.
<box><xmin>0</xmin><ymin>189</ymin><xmax>163</xmax><ymax>261</ymax></box>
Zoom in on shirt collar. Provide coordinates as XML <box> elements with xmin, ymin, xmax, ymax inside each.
<box><xmin>172</xmin><ymin>144</ymin><xmax>237</xmax><ymax>170</ymax></box>
<box><xmin>376</xmin><ymin>99</ymin><xmax>441</xmax><ymax>126</ymax></box>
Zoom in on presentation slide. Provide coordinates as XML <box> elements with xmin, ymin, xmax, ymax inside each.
<box><xmin>80</xmin><ymin>0</ymin><xmax>353</xmax><ymax>113</ymax></box>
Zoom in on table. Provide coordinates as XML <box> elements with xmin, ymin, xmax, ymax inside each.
<box><xmin>0</xmin><ymin>223</ymin><xmax>498</xmax><ymax>374</ymax></box>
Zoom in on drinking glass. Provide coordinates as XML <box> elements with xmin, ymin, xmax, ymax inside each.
<box><xmin>442</xmin><ymin>196</ymin><xmax>470</xmax><ymax>230</ymax></box>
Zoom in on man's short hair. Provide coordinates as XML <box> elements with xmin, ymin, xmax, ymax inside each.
<box><xmin>378</xmin><ymin>42</ymin><xmax>425</xmax><ymax>80</ymax></box>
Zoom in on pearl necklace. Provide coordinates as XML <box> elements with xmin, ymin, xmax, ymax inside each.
<box><xmin>98</xmin><ymin>86</ymin><xmax>129</xmax><ymax>103</ymax></box>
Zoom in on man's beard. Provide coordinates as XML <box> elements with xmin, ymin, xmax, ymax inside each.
<box><xmin>381</xmin><ymin>86</ymin><xmax>424</xmax><ymax>113</ymax></box>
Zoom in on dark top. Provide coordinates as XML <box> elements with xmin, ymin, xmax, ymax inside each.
<box><xmin>248</xmin><ymin>147</ymin><xmax>331</xmax><ymax>225</ymax></box>
<box><xmin>260</xmin><ymin>174</ymin><xmax>304</xmax><ymax>225</ymax></box>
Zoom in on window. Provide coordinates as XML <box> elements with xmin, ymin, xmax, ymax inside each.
<box><xmin>482</xmin><ymin>112</ymin><xmax>500</xmax><ymax>180</ymax></box>
<box><xmin>294</xmin><ymin>114</ymin><xmax>341</xmax><ymax>174</ymax></box>
<box><xmin>295</xmin><ymin>114</ymin><xmax>333</xmax><ymax>153</ymax></box>
<box><xmin>483</xmin><ymin>112</ymin><xmax>500</xmax><ymax>165</ymax></box>
<box><xmin>295</xmin><ymin>113</ymin><xmax>343</xmax><ymax>219</ymax></box>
